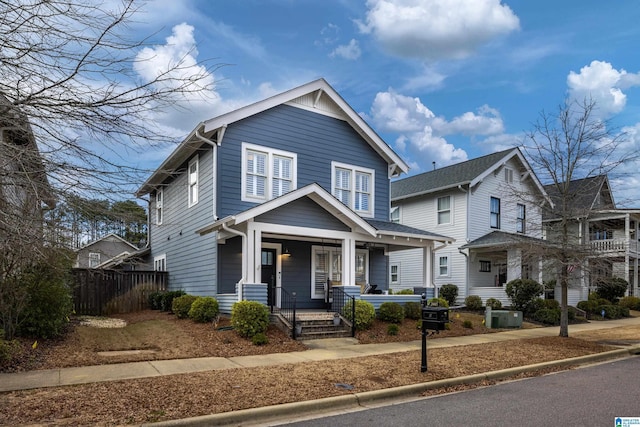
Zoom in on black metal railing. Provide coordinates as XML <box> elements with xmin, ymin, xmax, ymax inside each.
<box><xmin>279</xmin><ymin>287</ymin><xmax>298</xmax><ymax>339</ymax></box>
<box><xmin>331</xmin><ymin>286</ymin><xmax>356</xmax><ymax>337</ymax></box>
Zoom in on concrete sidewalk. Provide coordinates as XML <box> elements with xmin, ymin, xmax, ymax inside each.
<box><xmin>1</xmin><ymin>316</ymin><xmax>639</xmax><ymax>393</ymax></box>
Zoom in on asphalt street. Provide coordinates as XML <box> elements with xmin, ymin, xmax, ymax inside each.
<box><xmin>279</xmin><ymin>356</ymin><xmax>640</xmax><ymax>427</ymax></box>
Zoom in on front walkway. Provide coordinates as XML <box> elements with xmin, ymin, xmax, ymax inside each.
<box><xmin>2</xmin><ymin>316</ymin><xmax>640</xmax><ymax>393</ymax></box>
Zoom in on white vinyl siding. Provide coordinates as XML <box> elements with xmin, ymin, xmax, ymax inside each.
<box><xmin>188</xmin><ymin>156</ymin><xmax>199</xmax><ymax>207</ymax></box>
<box><xmin>331</xmin><ymin>161</ymin><xmax>375</xmax><ymax>217</ymax></box>
<box><xmin>242</xmin><ymin>143</ymin><xmax>297</xmax><ymax>203</ymax></box>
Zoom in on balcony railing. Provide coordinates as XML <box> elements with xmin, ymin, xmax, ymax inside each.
<box><xmin>589</xmin><ymin>238</ymin><xmax>637</xmax><ymax>254</ymax></box>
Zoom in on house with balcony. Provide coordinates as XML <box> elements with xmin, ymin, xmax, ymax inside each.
<box><xmin>389</xmin><ymin>148</ymin><xmax>551</xmax><ymax>306</ymax></box>
<box><xmin>135</xmin><ymin>79</ymin><xmax>452</xmax><ymax>315</ymax></box>
<box><xmin>543</xmin><ymin>175</ymin><xmax>640</xmax><ymax>304</ymax></box>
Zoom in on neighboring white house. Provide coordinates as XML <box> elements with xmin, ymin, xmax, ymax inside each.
<box><xmin>389</xmin><ymin>148</ymin><xmax>552</xmax><ymax>306</ymax></box>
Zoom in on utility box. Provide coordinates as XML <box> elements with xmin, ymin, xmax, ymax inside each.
<box><xmin>490</xmin><ymin>310</ymin><xmax>523</xmax><ymax>328</ymax></box>
<box><xmin>422</xmin><ymin>306</ymin><xmax>449</xmax><ymax>331</ymax></box>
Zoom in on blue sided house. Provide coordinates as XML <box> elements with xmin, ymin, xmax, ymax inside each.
<box><xmin>136</xmin><ymin>79</ymin><xmax>452</xmax><ymax>313</ymax></box>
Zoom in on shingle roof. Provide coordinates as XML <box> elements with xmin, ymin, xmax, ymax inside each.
<box><xmin>460</xmin><ymin>230</ymin><xmax>547</xmax><ymax>249</ymax></box>
<box><xmin>391</xmin><ymin>148</ymin><xmax>516</xmax><ymax>200</ymax></box>
<box><xmin>366</xmin><ymin>219</ymin><xmax>453</xmax><ymax>241</ymax></box>
<box><xmin>542</xmin><ymin>175</ymin><xmax>614</xmax><ymax>220</ymax></box>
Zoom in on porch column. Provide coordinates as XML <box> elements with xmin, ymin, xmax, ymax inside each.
<box><xmin>507</xmin><ymin>248</ymin><xmax>521</xmax><ymax>281</ymax></box>
<box><xmin>423</xmin><ymin>244</ymin><xmax>433</xmax><ymax>288</ymax></box>
<box><xmin>246</xmin><ymin>223</ymin><xmax>262</xmax><ymax>284</ymax></box>
<box><xmin>342</xmin><ymin>237</ymin><xmax>355</xmax><ymax>286</ymax></box>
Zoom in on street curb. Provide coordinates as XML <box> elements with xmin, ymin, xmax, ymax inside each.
<box><xmin>145</xmin><ymin>346</ymin><xmax>640</xmax><ymax>427</ymax></box>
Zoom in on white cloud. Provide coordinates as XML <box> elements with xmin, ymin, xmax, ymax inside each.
<box><xmin>330</xmin><ymin>39</ymin><xmax>362</xmax><ymax>60</ymax></box>
<box><xmin>357</xmin><ymin>0</ymin><xmax>519</xmax><ymax>60</ymax></box>
<box><xmin>435</xmin><ymin>105</ymin><xmax>504</xmax><ymax>136</ymax></box>
<box><xmin>567</xmin><ymin>60</ymin><xmax>640</xmax><ymax>118</ymax></box>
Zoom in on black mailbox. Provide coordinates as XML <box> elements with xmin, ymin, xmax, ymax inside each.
<box><xmin>421</xmin><ymin>306</ymin><xmax>449</xmax><ymax>331</ymax></box>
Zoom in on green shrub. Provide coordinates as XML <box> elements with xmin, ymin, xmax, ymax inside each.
<box><xmin>171</xmin><ymin>295</ymin><xmax>197</xmax><ymax>319</ymax></box>
<box><xmin>231</xmin><ymin>301</ymin><xmax>270</xmax><ymax>338</ymax></box>
<box><xmin>595</xmin><ymin>277</ymin><xmax>628</xmax><ymax>304</ymax></box>
<box><xmin>462</xmin><ymin>320</ymin><xmax>473</xmax><ymax>329</ymax></box>
<box><xmin>618</xmin><ymin>296</ymin><xmax>640</xmax><ymax>311</ymax></box>
<box><xmin>344</xmin><ymin>300</ymin><xmax>376</xmax><ymax>330</ymax></box>
<box><xmin>533</xmin><ymin>308</ymin><xmax>561</xmax><ymax>325</ymax></box>
<box><xmin>464</xmin><ymin>295</ymin><xmax>483</xmax><ymax>311</ymax></box>
<box><xmin>161</xmin><ymin>290</ymin><xmax>186</xmax><ymax>312</ymax></box>
<box><xmin>485</xmin><ymin>298</ymin><xmax>502</xmax><ymax>310</ymax></box>
<box><xmin>17</xmin><ymin>260</ymin><xmax>73</xmax><ymax>339</ymax></box>
<box><xmin>251</xmin><ymin>332</ymin><xmax>268</xmax><ymax>346</ymax></box>
<box><xmin>577</xmin><ymin>300</ymin><xmax>598</xmax><ymax>315</ymax></box>
<box><xmin>439</xmin><ymin>284</ymin><xmax>458</xmax><ymax>306</ymax></box>
<box><xmin>395</xmin><ymin>288</ymin><xmax>415</xmax><ymax>295</ymax></box>
<box><xmin>0</xmin><ymin>339</ymin><xmax>21</xmax><ymax>364</ymax></box>
<box><xmin>188</xmin><ymin>297</ymin><xmax>220</xmax><ymax>323</ymax></box>
<box><xmin>505</xmin><ymin>279</ymin><xmax>544</xmax><ymax>315</ymax></box>
<box><xmin>427</xmin><ymin>297</ymin><xmax>449</xmax><ymax>308</ymax></box>
<box><xmin>567</xmin><ymin>306</ymin><xmax>577</xmax><ymax>321</ymax></box>
<box><xmin>403</xmin><ymin>302</ymin><xmax>421</xmax><ymax>320</ymax></box>
<box><xmin>148</xmin><ymin>292</ymin><xmax>165</xmax><ymax>310</ymax></box>
<box><xmin>542</xmin><ymin>299</ymin><xmax>560</xmax><ymax>310</ymax></box>
<box><xmin>387</xmin><ymin>324</ymin><xmax>399</xmax><ymax>336</ymax></box>
<box><xmin>378</xmin><ymin>302</ymin><xmax>404</xmax><ymax>323</ymax></box>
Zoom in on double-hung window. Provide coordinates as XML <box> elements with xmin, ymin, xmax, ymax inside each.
<box><xmin>188</xmin><ymin>156</ymin><xmax>199</xmax><ymax>207</ymax></box>
<box><xmin>242</xmin><ymin>143</ymin><xmax>296</xmax><ymax>202</ymax></box>
<box><xmin>517</xmin><ymin>203</ymin><xmax>526</xmax><ymax>233</ymax></box>
<box><xmin>155</xmin><ymin>189</ymin><xmax>163</xmax><ymax>225</ymax></box>
<box><xmin>439</xmin><ymin>255</ymin><xmax>449</xmax><ymax>277</ymax></box>
<box><xmin>437</xmin><ymin>195</ymin><xmax>451</xmax><ymax>225</ymax></box>
<box><xmin>390</xmin><ymin>263</ymin><xmax>400</xmax><ymax>284</ymax></box>
<box><xmin>490</xmin><ymin>197</ymin><xmax>501</xmax><ymax>229</ymax></box>
<box><xmin>390</xmin><ymin>206</ymin><xmax>400</xmax><ymax>223</ymax></box>
<box><xmin>331</xmin><ymin>162</ymin><xmax>375</xmax><ymax>217</ymax></box>
<box><xmin>89</xmin><ymin>252</ymin><xmax>100</xmax><ymax>268</ymax></box>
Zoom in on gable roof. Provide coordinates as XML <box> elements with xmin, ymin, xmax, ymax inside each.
<box><xmin>75</xmin><ymin>233</ymin><xmax>139</xmax><ymax>252</ymax></box>
<box><xmin>137</xmin><ymin>78</ymin><xmax>408</xmax><ymax>196</ymax></box>
<box><xmin>460</xmin><ymin>230</ymin><xmax>548</xmax><ymax>250</ymax></box>
<box><xmin>543</xmin><ymin>175</ymin><xmax>615</xmax><ymax>220</ymax></box>
<box><xmin>391</xmin><ymin>147</ymin><xmax>551</xmax><ymax>205</ymax></box>
<box><xmin>196</xmin><ymin>183</ymin><xmax>453</xmax><ymax>244</ymax></box>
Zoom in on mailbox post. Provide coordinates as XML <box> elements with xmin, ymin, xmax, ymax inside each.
<box><xmin>420</xmin><ymin>295</ymin><xmax>449</xmax><ymax>372</ymax></box>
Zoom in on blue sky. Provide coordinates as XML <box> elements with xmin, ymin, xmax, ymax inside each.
<box><xmin>128</xmin><ymin>0</ymin><xmax>640</xmax><ymax>204</ymax></box>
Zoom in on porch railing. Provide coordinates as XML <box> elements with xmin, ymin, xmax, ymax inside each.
<box><xmin>279</xmin><ymin>287</ymin><xmax>298</xmax><ymax>339</ymax></box>
<box><xmin>590</xmin><ymin>238</ymin><xmax>637</xmax><ymax>253</ymax></box>
<box><xmin>331</xmin><ymin>286</ymin><xmax>356</xmax><ymax>338</ymax></box>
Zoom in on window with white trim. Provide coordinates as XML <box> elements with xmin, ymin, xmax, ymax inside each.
<box><xmin>155</xmin><ymin>189</ymin><xmax>163</xmax><ymax>225</ymax></box>
<box><xmin>437</xmin><ymin>195</ymin><xmax>451</xmax><ymax>225</ymax></box>
<box><xmin>89</xmin><ymin>252</ymin><xmax>100</xmax><ymax>268</ymax></box>
<box><xmin>438</xmin><ymin>255</ymin><xmax>449</xmax><ymax>277</ymax></box>
<box><xmin>311</xmin><ymin>246</ymin><xmax>368</xmax><ymax>299</ymax></box>
<box><xmin>331</xmin><ymin>162</ymin><xmax>375</xmax><ymax>217</ymax></box>
<box><xmin>188</xmin><ymin>156</ymin><xmax>199</xmax><ymax>207</ymax></box>
<box><xmin>517</xmin><ymin>203</ymin><xmax>526</xmax><ymax>233</ymax></box>
<box><xmin>390</xmin><ymin>206</ymin><xmax>400</xmax><ymax>223</ymax></box>
<box><xmin>154</xmin><ymin>254</ymin><xmax>167</xmax><ymax>272</ymax></box>
<box><xmin>390</xmin><ymin>263</ymin><xmax>400</xmax><ymax>284</ymax></box>
<box><xmin>504</xmin><ymin>168</ymin><xmax>514</xmax><ymax>183</ymax></box>
<box><xmin>242</xmin><ymin>143</ymin><xmax>296</xmax><ymax>202</ymax></box>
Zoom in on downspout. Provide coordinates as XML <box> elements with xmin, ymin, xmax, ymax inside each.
<box><xmin>195</xmin><ymin>124</ymin><xmax>226</xmax><ymax>221</ymax></box>
<box><xmin>222</xmin><ymin>222</ymin><xmax>247</xmax><ymax>301</ymax></box>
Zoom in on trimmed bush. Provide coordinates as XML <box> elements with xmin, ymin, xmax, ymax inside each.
<box><xmin>378</xmin><ymin>302</ymin><xmax>404</xmax><ymax>323</ymax></box>
<box><xmin>439</xmin><ymin>284</ymin><xmax>458</xmax><ymax>306</ymax></box>
<box><xmin>464</xmin><ymin>295</ymin><xmax>483</xmax><ymax>311</ymax></box>
<box><xmin>541</xmin><ymin>299</ymin><xmax>560</xmax><ymax>310</ymax></box>
<box><xmin>188</xmin><ymin>297</ymin><xmax>220</xmax><ymax>323</ymax></box>
<box><xmin>172</xmin><ymin>295</ymin><xmax>197</xmax><ymax>319</ymax></box>
<box><xmin>505</xmin><ymin>279</ymin><xmax>544</xmax><ymax>315</ymax></box>
<box><xmin>403</xmin><ymin>302</ymin><xmax>421</xmax><ymax>320</ymax></box>
<box><xmin>599</xmin><ymin>305</ymin><xmax>629</xmax><ymax>319</ymax></box>
<box><xmin>595</xmin><ymin>277</ymin><xmax>628</xmax><ymax>304</ymax></box>
<box><xmin>462</xmin><ymin>320</ymin><xmax>473</xmax><ymax>329</ymax></box>
<box><xmin>485</xmin><ymin>298</ymin><xmax>502</xmax><ymax>310</ymax></box>
<box><xmin>231</xmin><ymin>301</ymin><xmax>270</xmax><ymax>338</ymax></box>
<box><xmin>344</xmin><ymin>300</ymin><xmax>376</xmax><ymax>330</ymax></box>
<box><xmin>533</xmin><ymin>308</ymin><xmax>561</xmax><ymax>325</ymax></box>
<box><xmin>427</xmin><ymin>297</ymin><xmax>449</xmax><ymax>308</ymax></box>
<box><xmin>387</xmin><ymin>324</ymin><xmax>399</xmax><ymax>336</ymax></box>
<box><xmin>161</xmin><ymin>290</ymin><xmax>186</xmax><ymax>312</ymax></box>
<box><xmin>251</xmin><ymin>332</ymin><xmax>268</xmax><ymax>346</ymax></box>
<box><xmin>577</xmin><ymin>300</ymin><xmax>598</xmax><ymax>315</ymax></box>
<box><xmin>148</xmin><ymin>292</ymin><xmax>164</xmax><ymax>310</ymax></box>
<box><xmin>618</xmin><ymin>296</ymin><xmax>640</xmax><ymax>311</ymax></box>
<box><xmin>395</xmin><ymin>289</ymin><xmax>415</xmax><ymax>295</ymax></box>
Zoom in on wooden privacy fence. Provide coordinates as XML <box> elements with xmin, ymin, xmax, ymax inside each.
<box><xmin>72</xmin><ymin>269</ymin><xmax>168</xmax><ymax>315</ymax></box>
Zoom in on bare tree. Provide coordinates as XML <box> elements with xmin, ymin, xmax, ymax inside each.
<box><xmin>521</xmin><ymin>98</ymin><xmax>633</xmax><ymax>337</ymax></box>
<box><xmin>0</xmin><ymin>0</ymin><xmax>218</xmax><ymax>339</ymax></box>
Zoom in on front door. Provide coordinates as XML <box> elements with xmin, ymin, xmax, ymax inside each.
<box><xmin>261</xmin><ymin>248</ymin><xmax>277</xmax><ymax>308</ymax></box>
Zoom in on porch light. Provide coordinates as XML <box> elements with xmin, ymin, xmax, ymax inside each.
<box><xmin>283</xmin><ymin>247</ymin><xmax>291</xmax><ymax>257</ymax></box>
